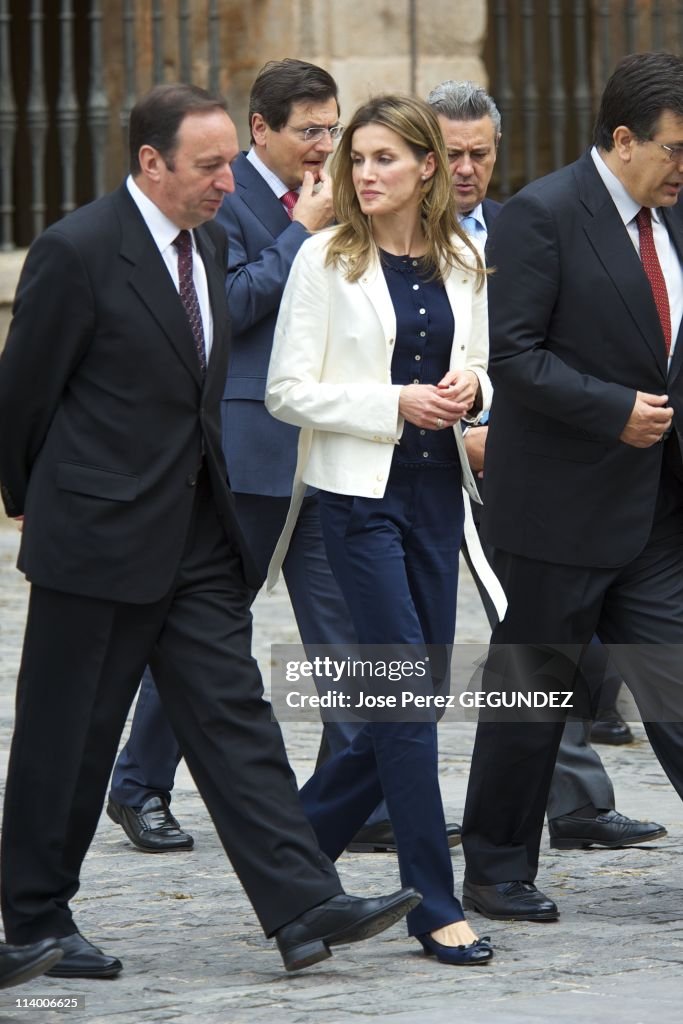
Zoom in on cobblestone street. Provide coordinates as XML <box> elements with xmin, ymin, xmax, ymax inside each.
<box><xmin>0</xmin><ymin>519</ymin><xmax>681</xmax><ymax>1023</ymax></box>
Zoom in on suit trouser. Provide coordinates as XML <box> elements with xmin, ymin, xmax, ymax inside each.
<box><xmin>462</xmin><ymin>542</ymin><xmax>616</xmax><ymax>818</ymax></box>
<box><xmin>462</xmin><ymin>465</ymin><xmax>683</xmax><ymax>885</ymax></box>
<box><xmin>301</xmin><ymin>466</ymin><xmax>464</xmax><ymax>936</ymax></box>
<box><xmin>109</xmin><ymin>492</ymin><xmax>388</xmax><ymax>822</ymax></box>
<box><xmin>1</xmin><ymin>474</ymin><xmax>341</xmax><ymax>943</ymax></box>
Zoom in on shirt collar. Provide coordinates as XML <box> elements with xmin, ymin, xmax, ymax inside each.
<box><xmin>458</xmin><ymin>202</ymin><xmax>486</xmax><ymax>231</ymax></box>
<box><xmin>246</xmin><ymin>148</ymin><xmax>294</xmax><ymax>200</ymax></box>
<box><xmin>590</xmin><ymin>146</ymin><xmax>664</xmax><ymax>227</ymax></box>
<box><xmin>126</xmin><ymin>174</ymin><xmax>195</xmax><ymax>256</ymax></box>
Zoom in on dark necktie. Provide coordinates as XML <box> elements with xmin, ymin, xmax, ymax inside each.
<box><xmin>635</xmin><ymin>206</ymin><xmax>672</xmax><ymax>355</ymax></box>
<box><xmin>173</xmin><ymin>229</ymin><xmax>207</xmax><ymax>375</ymax></box>
<box><xmin>280</xmin><ymin>190</ymin><xmax>299</xmax><ymax>219</ymax></box>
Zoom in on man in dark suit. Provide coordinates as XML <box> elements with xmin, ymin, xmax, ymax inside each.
<box><xmin>0</xmin><ymin>83</ymin><xmax>418</xmax><ymax>978</ymax></box>
<box><xmin>107</xmin><ymin>60</ymin><xmax>460</xmax><ymax>856</ymax></box>
<box><xmin>428</xmin><ymin>78</ymin><xmax>664</xmax><ymax>853</ymax></box>
<box><xmin>460</xmin><ymin>51</ymin><xmax>683</xmax><ymax>922</ymax></box>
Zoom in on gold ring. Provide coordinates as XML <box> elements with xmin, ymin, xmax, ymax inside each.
<box><xmin>436</xmin><ymin>417</ymin><xmax>444</xmax><ymax>429</ymax></box>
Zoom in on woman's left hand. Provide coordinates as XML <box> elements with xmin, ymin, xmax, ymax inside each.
<box><xmin>436</xmin><ymin>369</ymin><xmax>480</xmax><ymax>413</ymax></box>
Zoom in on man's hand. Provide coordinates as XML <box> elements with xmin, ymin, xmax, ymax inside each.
<box><xmin>292</xmin><ymin>170</ymin><xmax>334</xmax><ymax>232</ymax></box>
<box><xmin>12</xmin><ymin>515</ymin><xmax>24</xmax><ymax>533</ymax></box>
<box><xmin>464</xmin><ymin>425</ymin><xmax>488</xmax><ymax>478</ymax></box>
<box><xmin>399</xmin><ymin>383</ymin><xmax>471</xmax><ymax>429</ymax></box>
<box><xmin>619</xmin><ymin>392</ymin><xmax>673</xmax><ymax>448</ymax></box>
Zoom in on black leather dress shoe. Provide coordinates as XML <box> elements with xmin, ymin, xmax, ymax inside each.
<box><xmin>346</xmin><ymin>820</ymin><xmax>462</xmax><ymax>853</ymax></box>
<box><xmin>462</xmin><ymin>880</ymin><xmax>559</xmax><ymax>921</ymax></box>
<box><xmin>0</xmin><ymin>939</ymin><xmax>63</xmax><ymax>989</ymax></box>
<box><xmin>275</xmin><ymin>887</ymin><xmax>422</xmax><ymax>971</ymax></box>
<box><xmin>107</xmin><ymin>795</ymin><xmax>194</xmax><ymax>852</ymax></box>
<box><xmin>590</xmin><ymin>709</ymin><xmax>634</xmax><ymax>745</ymax></box>
<box><xmin>548</xmin><ymin>809</ymin><xmax>667</xmax><ymax>850</ymax></box>
<box><xmin>45</xmin><ymin>933</ymin><xmax>122</xmax><ymax>979</ymax></box>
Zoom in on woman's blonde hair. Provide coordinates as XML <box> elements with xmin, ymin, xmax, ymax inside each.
<box><xmin>326</xmin><ymin>94</ymin><xmax>485</xmax><ymax>286</ymax></box>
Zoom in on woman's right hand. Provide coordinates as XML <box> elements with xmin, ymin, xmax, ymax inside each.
<box><xmin>399</xmin><ymin>383</ymin><xmax>470</xmax><ymax>430</ymax></box>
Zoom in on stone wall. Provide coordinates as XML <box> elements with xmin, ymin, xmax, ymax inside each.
<box><xmin>0</xmin><ymin>252</ymin><xmax>26</xmax><ymax>353</ymax></box>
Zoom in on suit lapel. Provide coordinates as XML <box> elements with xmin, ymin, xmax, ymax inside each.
<box><xmin>481</xmin><ymin>197</ymin><xmax>502</xmax><ymax>231</ymax></box>
<box><xmin>576</xmin><ymin>155</ymin><xmax>668</xmax><ymax>377</ymax></box>
<box><xmin>233</xmin><ymin>153</ymin><xmax>290</xmax><ymax>237</ymax></box>
<box><xmin>195</xmin><ymin>224</ymin><xmax>228</xmax><ymax>380</ymax></box>
<box><xmin>114</xmin><ymin>185</ymin><xmax>202</xmax><ymax>385</ymax></box>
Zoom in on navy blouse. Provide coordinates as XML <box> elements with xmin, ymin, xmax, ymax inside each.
<box><xmin>380</xmin><ymin>250</ymin><xmax>459</xmax><ymax>467</ymax></box>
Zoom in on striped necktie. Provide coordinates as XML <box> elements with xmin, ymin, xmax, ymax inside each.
<box><xmin>173</xmin><ymin>230</ymin><xmax>207</xmax><ymax>376</ymax></box>
<box><xmin>281</xmin><ymin>190</ymin><xmax>299</xmax><ymax>219</ymax></box>
<box><xmin>635</xmin><ymin>207</ymin><xmax>672</xmax><ymax>355</ymax></box>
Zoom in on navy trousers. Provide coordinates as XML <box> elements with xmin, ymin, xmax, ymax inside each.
<box><xmin>301</xmin><ymin>465</ymin><xmax>465</xmax><ymax>936</ymax></box>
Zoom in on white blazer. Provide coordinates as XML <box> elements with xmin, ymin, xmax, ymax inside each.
<box><xmin>265</xmin><ymin>228</ymin><xmax>506</xmax><ymax>618</ymax></box>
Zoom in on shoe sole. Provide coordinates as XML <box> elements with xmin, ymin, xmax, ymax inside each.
<box><xmin>281</xmin><ymin>892</ymin><xmax>422</xmax><ymax>972</ymax></box>
<box><xmin>550</xmin><ymin>826</ymin><xmax>667</xmax><ymax>850</ymax></box>
<box><xmin>46</xmin><ymin>961</ymin><xmax>122</xmax><ymax>979</ymax></box>
<box><xmin>347</xmin><ymin>835</ymin><xmax>462</xmax><ymax>854</ymax></box>
<box><xmin>462</xmin><ymin>895</ymin><xmax>559</xmax><ymax>922</ymax></box>
<box><xmin>106</xmin><ymin>803</ymin><xmax>194</xmax><ymax>853</ymax></box>
<box><xmin>0</xmin><ymin>950</ymin><xmax>64</xmax><ymax>989</ymax></box>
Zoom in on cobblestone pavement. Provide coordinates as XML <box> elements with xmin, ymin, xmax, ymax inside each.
<box><xmin>0</xmin><ymin>519</ymin><xmax>681</xmax><ymax>1023</ymax></box>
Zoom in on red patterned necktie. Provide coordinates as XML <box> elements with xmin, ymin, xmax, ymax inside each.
<box><xmin>281</xmin><ymin>190</ymin><xmax>299</xmax><ymax>219</ymax></box>
<box><xmin>173</xmin><ymin>230</ymin><xmax>207</xmax><ymax>376</ymax></box>
<box><xmin>635</xmin><ymin>207</ymin><xmax>672</xmax><ymax>355</ymax></box>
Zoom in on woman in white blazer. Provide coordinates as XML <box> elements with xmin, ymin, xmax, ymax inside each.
<box><xmin>266</xmin><ymin>95</ymin><xmax>494</xmax><ymax>966</ymax></box>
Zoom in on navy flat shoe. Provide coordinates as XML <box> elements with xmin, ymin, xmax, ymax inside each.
<box><xmin>418</xmin><ymin>932</ymin><xmax>493</xmax><ymax>965</ymax></box>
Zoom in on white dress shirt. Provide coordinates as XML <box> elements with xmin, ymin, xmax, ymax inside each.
<box><xmin>591</xmin><ymin>147</ymin><xmax>683</xmax><ymax>364</ymax></box>
<box><xmin>246</xmin><ymin>148</ymin><xmax>296</xmax><ymax>202</ymax></box>
<box><xmin>126</xmin><ymin>175</ymin><xmax>213</xmax><ymax>361</ymax></box>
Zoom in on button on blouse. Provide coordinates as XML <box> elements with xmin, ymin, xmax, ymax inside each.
<box><xmin>380</xmin><ymin>250</ymin><xmax>458</xmax><ymax>467</ymax></box>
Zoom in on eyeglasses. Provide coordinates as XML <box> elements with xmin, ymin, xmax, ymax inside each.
<box><xmin>656</xmin><ymin>141</ymin><xmax>683</xmax><ymax>162</ymax></box>
<box><xmin>286</xmin><ymin>123</ymin><xmax>344</xmax><ymax>142</ymax></box>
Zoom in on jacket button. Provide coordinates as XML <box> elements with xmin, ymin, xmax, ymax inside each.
<box><xmin>186</xmin><ymin>474</ymin><xmax>197</xmax><ymax>487</ymax></box>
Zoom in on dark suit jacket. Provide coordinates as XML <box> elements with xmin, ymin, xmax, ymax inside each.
<box><xmin>481</xmin><ymin>150</ymin><xmax>683</xmax><ymax>568</ymax></box>
<box><xmin>481</xmin><ymin>196</ymin><xmax>502</xmax><ymax>232</ymax></box>
<box><xmin>0</xmin><ymin>183</ymin><xmax>258</xmax><ymax>602</ymax></box>
<box><xmin>215</xmin><ymin>153</ymin><xmax>311</xmax><ymax>496</ymax></box>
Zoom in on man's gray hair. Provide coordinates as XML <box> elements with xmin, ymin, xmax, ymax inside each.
<box><xmin>426</xmin><ymin>80</ymin><xmax>502</xmax><ymax>137</ymax></box>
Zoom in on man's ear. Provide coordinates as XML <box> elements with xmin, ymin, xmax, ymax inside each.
<box><xmin>612</xmin><ymin>125</ymin><xmax>635</xmax><ymax>163</ymax></box>
<box><xmin>251</xmin><ymin>113</ymin><xmax>268</xmax><ymax>147</ymax></box>
<box><xmin>137</xmin><ymin>145</ymin><xmax>165</xmax><ymax>182</ymax></box>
